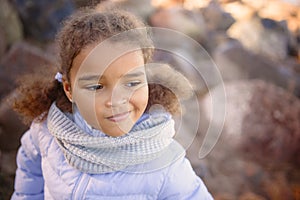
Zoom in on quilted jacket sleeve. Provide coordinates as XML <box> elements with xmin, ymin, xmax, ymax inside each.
<box><xmin>158</xmin><ymin>157</ymin><xmax>213</xmax><ymax>200</ymax></box>
<box><xmin>11</xmin><ymin>123</ymin><xmax>44</xmax><ymax>200</ymax></box>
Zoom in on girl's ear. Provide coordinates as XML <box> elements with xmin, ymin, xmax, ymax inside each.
<box><xmin>62</xmin><ymin>79</ymin><xmax>72</xmax><ymax>102</ymax></box>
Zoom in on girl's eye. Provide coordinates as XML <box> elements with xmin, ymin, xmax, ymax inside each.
<box><xmin>125</xmin><ymin>81</ymin><xmax>142</xmax><ymax>87</ymax></box>
<box><xmin>86</xmin><ymin>84</ymin><xmax>103</xmax><ymax>91</ymax></box>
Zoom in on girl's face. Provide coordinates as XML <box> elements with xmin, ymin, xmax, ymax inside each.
<box><xmin>63</xmin><ymin>44</ymin><xmax>149</xmax><ymax>137</ymax></box>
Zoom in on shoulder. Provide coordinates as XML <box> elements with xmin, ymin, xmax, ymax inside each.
<box><xmin>20</xmin><ymin>120</ymin><xmax>48</xmax><ymax>155</ymax></box>
<box><xmin>20</xmin><ymin>119</ymin><xmax>57</xmax><ymax>160</ymax></box>
<box><xmin>165</xmin><ymin>156</ymin><xmax>199</xmax><ymax>185</ymax></box>
<box><xmin>158</xmin><ymin>155</ymin><xmax>213</xmax><ymax>199</ymax></box>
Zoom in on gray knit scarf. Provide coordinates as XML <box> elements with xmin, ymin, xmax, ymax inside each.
<box><xmin>47</xmin><ymin>103</ymin><xmax>176</xmax><ymax>174</ymax></box>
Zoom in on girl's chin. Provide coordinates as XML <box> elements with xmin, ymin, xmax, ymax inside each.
<box><xmin>101</xmin><ymin>124</ymin><xmax>135</xmax><ymax>137</ymax></box>
<box><xmin>104</xmin><ymin>129</ymin><xmax>130</xmax><ymax>137</ymax></box>
<box><xmin>92</xmin><ymin>115</ymin><xmax>141</xmax><ymax>137</ymax></box>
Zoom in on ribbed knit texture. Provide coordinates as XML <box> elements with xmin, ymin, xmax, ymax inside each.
<box><xmin>47</xmin><ymin>103</ymin><xmax>175</xmax><ymax>174</ymax></box>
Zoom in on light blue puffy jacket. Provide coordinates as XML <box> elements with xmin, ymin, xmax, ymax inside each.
<box><xmin>11</xmin><ymin>121</ymin><xmax>213</xmax><ymax>199</ymax></box>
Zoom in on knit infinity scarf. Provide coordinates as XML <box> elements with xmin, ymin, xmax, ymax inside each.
<box><xmin>47</xmin><ymin>103</ymin><xmax>176</xmax><ymax>174</ymax></box>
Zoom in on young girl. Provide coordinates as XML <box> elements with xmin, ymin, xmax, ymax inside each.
<box><xmin>11</xmin><ymin>4</ymin><xmax>213</xmax><ymax>200</ymax></box>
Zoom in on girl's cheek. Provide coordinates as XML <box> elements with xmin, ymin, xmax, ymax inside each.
<box><xmin>133</xmin><ymin>86</ymin><xmax>149</xmax><ymax>107</ymax></box>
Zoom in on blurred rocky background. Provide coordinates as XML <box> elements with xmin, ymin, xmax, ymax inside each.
<box><xmin>0</xmin><ymin>0</ymin><xmax>299</xmax><ymax>199</ymax></box>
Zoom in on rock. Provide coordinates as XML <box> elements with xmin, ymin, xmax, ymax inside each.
<box><xmin>238</xmin><ymin>81</ymin><xmax>300</xmax><ymax>166</ymax></box>
<box><xmin>152</xmin><ymin>49</ymin><xmax>212</xmax><ymax>93</ymax></box>
<box><xmin>213</xmin><ymin>39</ymin><xmax>300</xmax><ymax>96</ymax></box>
<box><xmin>96</xmin><ymin>0</ymin><xmax>155</xmax><ymax>23</ymax></box>
<box><xmin>201</xmin><ymin>30</ymin><xmax>229</xmax><ymax>53</ymax></box>
<box><xmin>229</xmin><ymin>0</ymin><xmax>300</xmax><ymax>60</ymax></box>
<box><xmin>0</xmin><ymin>150</ymin><xmax>17</xmax><ymax>176</ymax></box>
<box><xmin>12</xmin><ymin>0</ymin><xmax>75</xmax><ymax>41</ymax></box>
<box><xmin>149</xmin><ymin>7</ymin><xmax>207</xmax><ymax>41</ymax></box>
<box><xmin>241</xmin><ymin>0</ymin><xmax>268</xmax><ymax>10</ymax></box>
<box><xmin>239</xmin><ymin>192</ymin><xmax>267</xmax><ymax>200</ymax></box>
<box><xmin>201</xmin><ymin>1</ymin><xmax>235</xmax><ymax>31</ymax></box>
<box><xmin>0</xmin><ymin>0</ymin><xmax>23</xmax><ymax>46</ymax></box>
<box><xmin>258</xmin><ymin>0</ymin><xmax>299</xmax><ymax>21</ymax></box>
<box><xmin>151</xmin><ymin>0</ymin><xmax>184</xmax><ymax>8</ymax></box>
<box><xmin>200</xmin><ymin>80</ymin><xmax>300</xmax><ymax>166</ymax></box>
<box><xmin>258</xmin><ymin>1</ymin><xmax>300</xmax><ymax>57</ymax></box>
<box><xmin>222</xmin><ymin>2</ymin><xmax>255</xmax><ymax>21</ymax></box>
<box><xmin>191</xmin><ymin>133</ymin><xmax>257</xmax><ymax>197</ymax></box>
<box><xmin>261</xmin><ymin>172</ymin><xmax>294</xmax><ymax>200</ymax></box>
<box><xmin>195</xmin><ymin>80</ymin><xmax>299</xmax><ymax>198</ymax></box>
<box><xmin>283</xmin><ymin>0</ymin><xmax>300</xmax><ymax>6</ymax></box>
<box><xmin>149</xmin><ymin>17</ymin><xmax>220</xmax><ymax>93</ymax></box>
<box><xmin>0</xmin><ymin>164</ymin><xmax>14</xmax><ymax>200</ymax></box>
<box><xmin>0</xmin><ymin>91</ymin><xmax>27</xmax><ymax>151</ymax></box>
<box><xmin>227</xmin><ymin>16</ymin><xmax>289</xmax><ymax>61</ymax></box>
<box><xmin>151</xmin><ymin>26</ymin><xmax>226</xmax><ymax>94</ymax></box>
<box><xmin>193</xmin><ymin>137</ymin><xmax>297</xmax><ymax>199</ymax></box>
<box><xmin>183</xmin><ymin>0</ymin><xmax>211</xmax><ymax>10</ymax></box>
<box><xmin>258</xmin><ymin>0</ymin><xmax>300</xmax><ymax>33</ymax></box>
<box><xmin>0</xmin><ymin>29</ymin><xmax>7</xmax><ymax>62</ymax></box>
<box><xmin>74</xmin><ymin>0</ymin><xmax>103</xmax><ymax>7</ymax></box>
<box><xmin>0</xmin><ymin>41</ymin><xmax>55</xmax><ymax>99</ymax></box>
<box><xmin>151</xmin><ymin>0</ymin><xmax>226</xmax><ymax>10</ymax></box>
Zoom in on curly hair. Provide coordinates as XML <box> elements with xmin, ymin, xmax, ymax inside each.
<box><xmin>13</xmin><ymin>4</ymin><xmax>188</xmax><ymax>124</ymax></box>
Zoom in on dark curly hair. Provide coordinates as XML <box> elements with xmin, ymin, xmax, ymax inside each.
<box><xmin>13</xmin><ymin>4</ymin><xmax>188</xmax><ymax>125</ymax></box>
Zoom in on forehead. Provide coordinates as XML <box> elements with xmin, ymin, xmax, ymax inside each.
<box><xmin>104</xmin><ymin>50</ymin><xmax>145</xmax><ymax>77</ymax></box>
<box><xmin>71</xmin><ymin>43</ymin><xmax>145</xmax><ymax>80</ymax></box>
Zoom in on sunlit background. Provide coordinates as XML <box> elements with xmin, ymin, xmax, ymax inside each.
<box><xmin>0</xmin><ymin>0</ymin><xmax>299</xmax><ymax>199</ymax></box>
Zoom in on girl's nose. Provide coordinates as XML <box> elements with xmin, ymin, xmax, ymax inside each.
<box><xmin>105</xmin><ymin>97</ymin><xmax>127</xmax><ymax>107</ymax></box>
<box><xmin>105</xmin><ymin>87</ymin><xmax>128</xmax><ymax>107</ymax></box>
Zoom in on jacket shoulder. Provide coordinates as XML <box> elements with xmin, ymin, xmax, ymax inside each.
<box><xmin>158</xmin><ymin>156</ymin><xmax>213</xmax><ymax>199</ymax></box>
<box><xmin>19</xmin><ymin>120</ymin><xmax>48</xmax><ymax>157</ymax></box>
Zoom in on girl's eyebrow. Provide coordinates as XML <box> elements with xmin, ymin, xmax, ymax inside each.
<box><xmin>78</xmin><ymin>75</ymin><xmax>101</xmax><ymax>81</ymax></box>
<box><xmin>122</xmin><ymin>71</ymin><xmax>145</xmax><ymax>78</ymax></box>
<box><xmin>78</xmin><ymin>71</ymin><xmax>145</xmax><ymax>82</ymax></box>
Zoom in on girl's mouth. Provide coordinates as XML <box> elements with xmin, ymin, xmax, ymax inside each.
<box><xmin>107</xmin><ymin>111</ymin><xmax>131</xmax><ymax>122</ymax></box>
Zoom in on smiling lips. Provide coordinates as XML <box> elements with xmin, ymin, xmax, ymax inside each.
<box><xmin>106</xmin><ymin>111</ymin><xmax>131</xmax><ymax>122</ymax></box>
